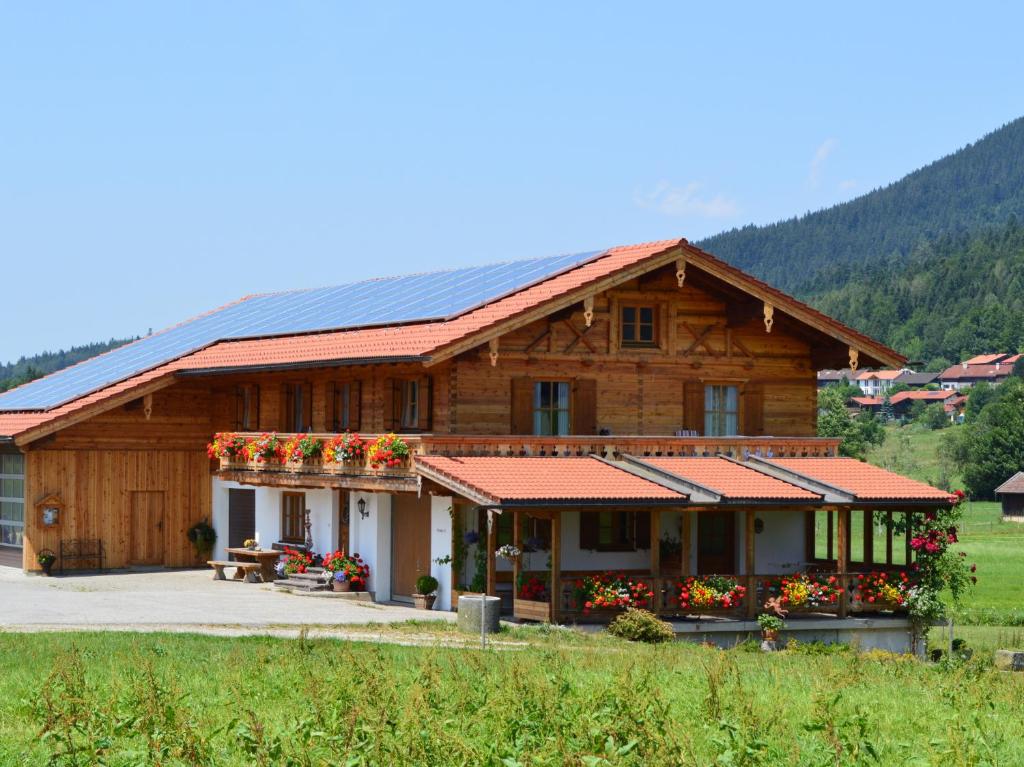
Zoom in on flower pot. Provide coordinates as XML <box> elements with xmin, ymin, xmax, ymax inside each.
<box><xmin>332</xmin><ymin>579</ymin><xmax>352</xmax><ymax>593</ymax></box>
<box><xmin>413</xmin><ymin>593</ymin><xmax>436</xmax><ymax>610</ymax></box>
<box><xmin>761</xmin><ymin>628</ymin><xmax>779</xmax><ymax>642</ymax></box>
<box><xmin>40</xmin><ymin>560</ymin><xmax>55</xmax><ymax>577</ymax></box>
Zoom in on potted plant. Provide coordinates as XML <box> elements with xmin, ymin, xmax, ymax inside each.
<box><xmin>757</xmin><ymin>612</ymin><xmax>784</xmax><ymax>641</ymax></box>
<box><xmin>413</xmin><ymin>574</ymin><xmax>439</xmax><ymax>610</ymax></box>
<box><xmin>206</xmin><ymin>432</ymin><xmax>248</xmax><ymax>469</ymax></box>
<box><xmin>368</xmin><ymin>433</ymin><xmax>411</xmax><ymax>471</ymax></box>
<box><xmin>245</xmin><ymin>432</ymin><xmax>284</xmax><ymax>469</ymax></box>
<box><xmin>282</xmin><ymin>433</ymin><xmax>324</xmax><ymax>473</ymax></box>
<box><xmin>186</xmin><ymin>520</ymin><xmax>217</xmax><ymax>560</ymax></box>
<box><xmin>36</xmin><ymin>549</ymin><xmax>56</xmax><ymax>576</ymax></box>
<box><xmin>323</xmin><ymin>432</ymin><xmax>367</xmax><ymax>473</ymax></box>
<box><xmin>321</xmin><ymin>550</ymin><xmax>369</xmax><ymax>592</ymax></box>
<box><xmin>677</xmin><ymin>575</ymin><xmax>747</xmax><ymax>613</ymax></box>
<box><xmin>243</xmin><ymin>538</ymin><xmax>259</xmax><ymax>551</ymax></box>
<box><xmin>854</xmin><ymin>571</ymin><xmax>912</xmax><ymax>612</ymax></box>
<box><xmin>496</xmin><ymin>544</ymin><xmax>521</xmax><ymax>562</ymax></box>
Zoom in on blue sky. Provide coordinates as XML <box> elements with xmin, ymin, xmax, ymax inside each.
<box><xmin>1</xmin><ymin>2</ymin><xmax>1022</xmax><ymax>362</ymax></box>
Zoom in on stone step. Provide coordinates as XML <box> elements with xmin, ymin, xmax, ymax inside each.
<box><xmin>274</xmin><ymin>577</ymin><xmax>329</xmax><ymax>592</ymax></box>
<box><xmin>286</xmin><ymin>570</ymin><xmax>327</xmax><ymax>583</ymax></box>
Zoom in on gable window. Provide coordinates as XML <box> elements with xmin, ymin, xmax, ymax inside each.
<box><xmin>281</xmin><ymin>492</ymin><xmax>306</xmax><ymax>544</ymax></box>
<box><xmin>234</xmin><ymin>384</ymin><xmax>260</xmax><ymax>431</ymax></box>
<box><xmin>533</xmin><ymin>381</ymin><xmax>570</xmax><ymax>436</ymax></box>
<box><xmin>385</xmin><ymin>376</ymin><xmax>432</xmax><ymax>432</ymax></box>
<box><xmin>0</xmin><ymin>453</ymin><xmax>24</xmax><ymax>548</ymax></box>
<box><xmin>621</xmin><ymin>305</ymin><xmax>657</xmax><ymax>347</ymax></box>
<box><xmin>328</xmin><ymin>381</ymin><xmax>361</xmax><ymax>432</ymax></box>
<box><xmin>579</xmin><ymin>511</ymin><xmax>650</xmax><ymax>552</ymax></box>
<box><xmin>281</xmin><ymin>382</ymin><xmax>312</xmax><ymax>432</ymax></box>
<box><xmin>704</xmin><ymin>385</ymin><xmax>739</xmax><ymax>436</ymax></box>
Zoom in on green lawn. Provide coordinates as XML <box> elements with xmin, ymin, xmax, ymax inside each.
<box><xmin>865</xmin><ymin>422</ymin><xmax>962</xmax><ymax>488</ymax></box>
<box><xmin>2</xmin><ymin>629</ymin><xmax>1024</xmax><ymax>766</ymax></box>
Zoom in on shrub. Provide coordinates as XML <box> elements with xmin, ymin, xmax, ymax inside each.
<box><xmin>415</xmin><ymin>575</ymin><xmax>439</xmax><ymax>595</ymax></box>
<box><xmin>607</xmin><ymin>608</ymin><xmax>674</xmax><ymax>644</ymax></box>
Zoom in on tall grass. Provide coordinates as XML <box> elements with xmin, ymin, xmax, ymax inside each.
<box><xmin>2</xmin><ymin>631</ymin><xmax>1023</xmax><ymax>765</ymax></box>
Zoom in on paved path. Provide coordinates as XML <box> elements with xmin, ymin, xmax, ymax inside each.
<box><xmin>0</xmin><ymin>567</ymin><xmax>455</xmax><ymax>631</ymax></box>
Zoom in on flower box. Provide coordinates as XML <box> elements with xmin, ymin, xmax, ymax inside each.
<box><xmin>514</xmin><ymin>598</ymin><xmax>551</xmax><ymax>623</ymax></box>
<box><xmin>285</xmin><ymin>458</ymin><xmax>323</xmax><ymax>474</ymax></box>
<box><xmin>323</xmin><ymin>460</ymin><xmax>363</xmax><ymax>476</ymax></box>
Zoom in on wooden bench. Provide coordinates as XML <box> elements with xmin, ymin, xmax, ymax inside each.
<box><xmin>207</xmin><ymin>560</ymin><xmax>263</xmax><ymax>583</ymax></box>
<box><xmin>60</xmin><ymin>539</ymin><xmax>104</xmax><ymax>574</ymax></box>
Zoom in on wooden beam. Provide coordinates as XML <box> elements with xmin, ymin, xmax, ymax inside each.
<box><xmin>680</xmin><ymin>511</ymin><xmax>692</xmax><ymax>578</ymax></box>
<box><xmin>837</xmin><ymin>507</ymin><xmax>849</xmax><ymax>618</ymax></box>
<box><xmin>681</xmin><ymin>322</ymin><xmax>718</xmax><ymax>357</ymax></box>
<box><xmin>649</xmin><ymin>510</ymin><xmax>661</xmax><ymax>578</ymax></box>
<box><xmin>562</xmin><ymin>319</ymin><xmax>596</xmax><ymax>353</ymax></box>
<box><xmin>486</xmin><ymin>511</ymin><xmax>497</xmax><ymax>597</ymax></box>
<box><xmin>551</xmin><ymin>511</ymin><xmax>561</xmax><ymax>624</ymax></box>
<box><xmin>512</xmin><ymin>509</ymin><xmax>522</xmax><ymax>603</ymax></box>
<box><xmin>745</xmin><ymin>510</ymin><xmax>757</xmax><ymax>619</ymax></box>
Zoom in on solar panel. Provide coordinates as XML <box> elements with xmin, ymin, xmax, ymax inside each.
<box><xmin>0</xmin><ymin>249</ymin><xmax>604</xmax><ymax>411</ymax></box>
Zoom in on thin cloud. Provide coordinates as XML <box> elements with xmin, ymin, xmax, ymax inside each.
<box><xmin>838</xmin><ymin>179</ymin><xmax>857</xmax><ymax>192</ymax></box>
<box><xmin>634</xmin><ymin>181</ymin><xmax>738</xmax><ymax>219</ymax></box>
<box><xmin>808</xmin><ymin>138</ymin><xmax>839</xmax><ymax>187</ymax></box>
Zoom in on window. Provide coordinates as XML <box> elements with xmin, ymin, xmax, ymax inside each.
<box><xmin>400</xmin><ymin>380</ymin><xmax>419</xmax><ymax>430</ymax></box>
<box><xmin>0</xmin><ymin>453</ymin><xmax>24</xmax><ymax>548</ymax></box>
<box><xmin>281</xmin><ymin>382</ymin><xmax>312</xmax><ymax>432</ymax></box>
<box><xmin>281</xmin><ymin>492</ymin><xmax>306</xmax><ymax>544</ymax></box>
<box><xmin>704</xmin><ymin>385</ymin><xmax>739</xmax><ymax>436</ymax></box>
<box><xmin>621</xmin><ymin>305</ymin><xmax>657</xmax><ymax>347</ymax></box>
<box><xmin>328</xmin><ymin>381</ymin><xmax>360</xmax><ymax>432</ymax></box>
<box><xmin>235</xmin><ymin>384</ymin><xmax>260</xmax><ymax>431</ymax></box>
<box><xmin>533</xmin><ymin>381</ymin><xmax>570</xmax><ymax>436</ymax></box>
<box><xmin>579</xmin><ymin>511</ymin><xmax>650</xmax><ymax>552</ymax></box>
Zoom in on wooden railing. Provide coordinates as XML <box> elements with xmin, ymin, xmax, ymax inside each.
<box><xmin>217</xmin><ymin>432</ymin><xmax>840</xmax><ymax>474</ymax></box>
<box><xmin>542</xmin><ymin>572</ymin><xmax>906</xmax><ymax>624</ymax></box>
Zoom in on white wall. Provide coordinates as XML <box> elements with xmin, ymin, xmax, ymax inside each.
<box><xmin>430</xmin><ymin>496</ymin><xmax>454</xmax><ymax>610</ymax></box>
<box><xmin>210</xmin><ymin>479</ymin><xmax>340</xmax><ymax>562</ymax></box>
<box><xmin>348</xmin><ymin>491</ymin><xmax>392</xmax><ymax>601</ymax></box>
<box><xmin>753</xmin><ymin>510</ymin><xmax>807</xmax><ymax>573</ymax></box>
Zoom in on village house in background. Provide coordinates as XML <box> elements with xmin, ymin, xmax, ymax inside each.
<box><xmin>995</xmin><ymin>472</ymin><xmax>1024</xmax><ymax>520</ymax></box>
<box><xmin>0</xmin><ymin>237</ymin><xmax>953</xmax><ymax>650</ymax></box>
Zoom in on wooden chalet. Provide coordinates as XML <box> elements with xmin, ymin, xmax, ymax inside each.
<box><xmin>0</xmin><ymin>237</ymin><xmax>952</xmax><ymax>643</ymax></box>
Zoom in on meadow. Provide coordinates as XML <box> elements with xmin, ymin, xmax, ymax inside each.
<box><xmin>2</xmin><ymin>629</ymin><xmax>1023</xmax><ymax>766</ymax></box>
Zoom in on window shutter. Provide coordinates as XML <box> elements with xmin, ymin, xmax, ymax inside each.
<box><xmin>251</xmin><ymin>385</ymin><xmax>261</xmax><ymax>430</ymax></box>
<box><xmin>572</xmin><ymin>378</ymin><xmax>598</xmax><ymax>435</ymax></box>
<box><xmin>417</xmin><ymin>376</ymin><xmax>433</xmax><ymax>431</ymax></box>
<box><xmin>349</xmin><ymin>381</ymin><xmax>362</xmax><ymax>431</ymax></box>
<box><xmin>683</xmin><ymin>381</ymin><xmax>704</xmax><ymax>434</ymax></box>
<box><xmin>325</xmin><ymin>382</ymin><xmax>337</xmax><ymax>431</ymax></box>
<box><xmin>635</xmin><ymin>512</ymin><xmax>651</xmax><ymax>550</ymax></box>
<box><xmin>234</xmin><ymin>386</ymin><xmax>244</xmax><ymax>430</ymax></box>
<box><xmin>510</xmin><ymin>378</ymin><xmax>534</xmax><ymax>434</ymax></box>
<box><xmin>302</xmin><ymin>383</ymin><xmax>313</xmax><ymax>432</ymax></box>
<box><xmin>382</xmin><ymin>378</ymin><xmax>399</xmax><ymax>432</ymax></box>
<box><xmin>281</xmin><ymin>384</ymin><xmax>294</xmax><ymax>431</ymax></box>
<box><xmin>742</xmin><ymin>382</ymin><xmax>765</xmax><ymax>436</ymax></box>
<box><xmin>579</xmin><ymin>512</ymin><xmax>598</xmax><ymax>550</ymax></box>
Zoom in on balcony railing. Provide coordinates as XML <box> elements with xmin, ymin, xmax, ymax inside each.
<box><xmin>214</xmin><ymin>432</ymin><xmax>841</xmax><ymax>478</ymax></box>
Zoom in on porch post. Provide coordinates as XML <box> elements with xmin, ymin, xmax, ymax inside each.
<box><xmin>836</xmin><ymin>507</ymin><xmax>849</xmax><ymax>618</ymax></box>
<box><xmin>550</xmin><ymin>511</ymin><xmax>561</xmax><ymax>624</ymax></box>
<box><xmin>649</xmin><ymin>510</ymin><xmax>661</xmax><ymax>577</ymax></box>
<box><xmin>744</xmin><ymin>510</ymin><xmax>757</xmax><ymax>619</ymax></box>
<box><xmin>680</xmin><ymin>510</ymin><xmax>692</xmax><ymax>577</ymax></box>
<box><xmin>486</xmin><ymin>509</ymin><xmax>497</xmax><ymax>597</ymax></box>
<box><xmin>512</xmin><ymin>509</ymin><xmax>522</xmax><ymax>604</ymax></box>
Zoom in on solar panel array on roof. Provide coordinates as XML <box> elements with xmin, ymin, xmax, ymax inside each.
<box><xmin>0</xmin><ymin>249</ymin><xmax>604</xmax><ymax>411</ymax></box>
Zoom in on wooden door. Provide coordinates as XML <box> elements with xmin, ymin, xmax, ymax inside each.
<box><xmin>391</xmin><ymin>494</ymin><xmax>432</xmax><ymax>601</ymax></box>
<box><xmin>129</xmin><ymin>491</ymin><xmax>165</xmax><ymax>566</ymax></box>
<box><xmin>697</xmin><ymin>511</ymin><xmax>736</xmax><ymax>574</ymax></box>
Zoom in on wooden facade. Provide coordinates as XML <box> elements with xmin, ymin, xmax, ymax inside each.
<box><xmin>9</xmin><ymin>257</ymin><xmax>883</xmax><ymax>571</ymax></box>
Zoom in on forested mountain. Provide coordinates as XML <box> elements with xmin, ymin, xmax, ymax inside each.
<box><xmin>0</xmin><ymin>338</ymin><xmax>137</xmax><ymax>393</ymax></box>
<box><xmin>801</xmin><ymin>219</ymin><xmax>1024</xmax><ymax>368</ymax></box>
<box><xmin>701</xmin><ymin>117</ymin><xmax>1024</xmax><ymax>295</ymax></box>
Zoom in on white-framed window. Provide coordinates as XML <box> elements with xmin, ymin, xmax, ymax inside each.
<box><xmin>533</xmin><ymin>381</ymin><xmax>570</xmax><ymax>436</ymax></box>
<box><xmin>704</xmin><ymin>385</ymin><xmax>739</xmax><ymax>436</ymax></box>
<box><xmin>0</xmin><ymin>453</ymin><xmax>24</xmax><ymax>548</ymax></box>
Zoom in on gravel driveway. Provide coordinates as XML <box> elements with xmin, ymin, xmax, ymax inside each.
<box><xmin>0</xmin><ymin>567</ymin><xmax>454</xmax><ymax>633</ymax></box>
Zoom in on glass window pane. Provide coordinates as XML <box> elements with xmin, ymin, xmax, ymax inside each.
<box><xmin>639</xmin><ymin>307</ymin><xmax>653</xmax><ymax>324</ymax></box>
<box><xmin>723</xmin><ymin>413</ymin><xmax>738</xmax><ymax>436</ymax></box>
<box><xmin>0</xmin><ymin>523</ymin><xmax>23</xmax><ymax>546</ymax></box>
<box><xmin>640</xmin><ymin>324</ymin><xmax>654</xmax><ymax>342</ymax></box>
<box><xmin>555</xmin><ymin>382</ymin><xmax>569</xmax><ymax>410</ymax></box>
<box><xmin>622</xmin><ymin>307</ymin><xmax>636</xmax><ymax>324</ymax></box>
<box><xmin>556</xmin><ymin>410</ymin><xmax>569</xmax><ymax>436</ymax></box>
<box><xmin>725</xmin><ymin>386</ymin><xmax>738</xmax><ymax>411</ymax></box>
<box><xmin>814</xmin><ymin>511</ymin><xmax>831</xmax><ymax>560</ymax></box>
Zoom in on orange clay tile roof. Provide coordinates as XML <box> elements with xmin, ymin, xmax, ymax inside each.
<box><xmin>640</xmin><ymin>457</ymin><xmax>821</xmax><ymax>501</ymax></box>
<box><xmin>855</xmin><ymin>369</ymin><xmax>904</xmax><ymax>380</ymax></box>
<box><xmin>940</xmin><ymin>363</ymin><xmax>1011</xmax><ymax>380</ymax></box>
<box><xmin>851</xmin><ymin>396</ymin><xmax>882</xmax><ymax>406</ymax></box>
<box><xmin>964</xmin><ymin>353</ymin><xmax>1009</xmax><ymax>365</ymax></box>
<box><xmin>888</xmin><ymin>390</ymin><xmax>954</xmax><ymax>404</ymax></box>
<box><xmin>767</xmin><ymin>458</ymin><xmax>950</xmax><ymax>502</ymax></box>
<box><xmin>415</xmin><ymin>456</ymin><xmax>686</xmax><ymax>505</ymax></box>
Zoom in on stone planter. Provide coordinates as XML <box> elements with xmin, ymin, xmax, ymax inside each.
<box><xmin>413</xmin><ymin>593</ymin><xmax>436</xmax><ymax>610</ymax></box>
<box><xmin>457</xmin><ymin>595</ymin><xmax>501</xmax><ymax>633</ymax></box>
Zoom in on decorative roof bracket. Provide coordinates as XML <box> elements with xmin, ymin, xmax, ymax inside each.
<box><xmin>763</xmin><ymin>302</ymin><xmax>774</xmax><ymax>333</ymax></box>
<box><xmin>676</xmin><ymin>257</ymin><xmax>686</xmax><ymax>288</ymax></box>
<box><xmin>849</xmin><ymin>347</ymin><xmax>859</xmax><ymax>371</ymax></box>
<box><xmin>489</xmin><ymin>338</ymin><xmax>499</xmax><ymax>367</ymax></box>
<box><xmin>582</xmin><ymin>295</ymin><xmax>595</xmax><ymax>328</ymax></box>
